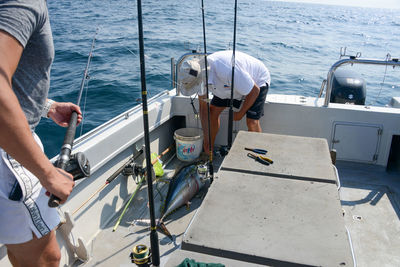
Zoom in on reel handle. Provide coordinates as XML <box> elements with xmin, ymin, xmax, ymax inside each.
<box><xmin>48</xmin><ymin>152</ymin><xmax>90</xmax><ymax>208</ymax></box>
<box><xmin>48</xmin><ymin>194</ymin><xmax>61</xmax><ymax>208</ymax></box>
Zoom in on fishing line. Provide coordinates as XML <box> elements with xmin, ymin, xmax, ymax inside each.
<box><xmin>370</xmin><ymin>53</ymin><xmax>390</xmax><ymax>106</ymax></box>
<box><xmin>123</xmin><ymin>45</ymin><xmax>176</xmax><ymax>98</ymax></box>
<box><xmin>77</xmin><ymin>26</ymin><xmax>99</xmax><ymax>137</ymax></box>
<box><xmin>115</xmin><ymin>43</ymin><xmax>207</xmax><ymax>109</ymax></box>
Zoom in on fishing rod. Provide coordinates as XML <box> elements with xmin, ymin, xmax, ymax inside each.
<box><xmin>136</xmin><ymin>0</ymin><xmax>160</xmax><ymax>265</ymax></box>
<box><xmin>113</xmin><ymin>145</ymin><xmax>173</xmax><ymax>232</ymax></box>
<box><xmin>71</xmin><ymin>148</ymin><xmax>144</xmax><ymax>216</ymax></box>
<box><xmin>227</xmin><ymin>0</ymin><xmax>238</xmax><ymax>149</ymax></box>
<box><xmin>48</xmin><ymin>28</ymin><xmax>99</xmax><ymax>207</ymax></box>
<box><xmin>201</xmin><ymin>0</ymin><xmax>214</xmax><ymax>183</ymax></box>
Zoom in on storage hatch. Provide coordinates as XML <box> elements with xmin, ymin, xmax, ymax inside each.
<box><xmin>331</xmin><ymin>122</ymin><xmax>382</xmax><ymax>163</ymax></box>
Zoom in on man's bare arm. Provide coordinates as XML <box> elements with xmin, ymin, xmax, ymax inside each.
<box><xmin>234</xmin><ymin>84</ymin><xmax>260</xmax><ymax>121</ymax></box>
<box><xmin>0</xmin><ymin>30</ymin><xmax>73</xmax><ymax>202</ymax></box>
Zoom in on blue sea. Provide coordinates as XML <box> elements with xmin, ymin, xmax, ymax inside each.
<box><xmin>37</xmin><ymin>0</ymin><xmax>400</xmax><ymax>158</ymax></box>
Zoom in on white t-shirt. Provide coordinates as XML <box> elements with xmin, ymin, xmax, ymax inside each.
<box><xmin>200</xmin><ymin>51</ymin><xmax>270</xmax><ymax>100</ymax></box>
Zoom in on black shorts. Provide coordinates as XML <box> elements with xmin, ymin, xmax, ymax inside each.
<box><xmin>210</xmin><ymin>84</ymin><xmax>269</xmax><ymax>120</ymax></box>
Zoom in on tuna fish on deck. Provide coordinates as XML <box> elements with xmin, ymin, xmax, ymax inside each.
<box><xmin>134</xmin><ymin>161</ymin><xmax>208</xmax><ymax>238</ymax></box>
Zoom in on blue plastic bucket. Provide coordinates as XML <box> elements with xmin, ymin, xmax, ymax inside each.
<box><xmin>174</xmin><ymin>128</ymin><xmax>203</xmax><ymax>162</ymax></box>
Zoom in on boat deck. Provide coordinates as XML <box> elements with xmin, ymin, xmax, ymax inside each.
<box><xmin>72</xmin><ymin>156</ymin><xmax>208</xmax><ymax>267</ymax></box>
<box><xmin>78</xmin><ymin>132</ymin><xmax>400</xmax><ymax>267</ymax></box>
<box><xmin>337</xmin><ymin>161</ymin><xmax>400</xmax><ymax>267</ymax></box>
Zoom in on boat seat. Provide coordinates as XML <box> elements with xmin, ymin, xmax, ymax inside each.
<box><xmin>181</xmin><ymin>131</ymin><xmax>353</xmax><ymax>266</ymax></box>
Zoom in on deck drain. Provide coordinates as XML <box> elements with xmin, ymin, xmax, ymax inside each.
<box><xmin>353</xmin><ymin>215</ymin><xmax>363</xmax><ymax>221</ymax></box>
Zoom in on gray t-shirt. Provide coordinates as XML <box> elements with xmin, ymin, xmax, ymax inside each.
<box><xmin>0</xmin><ymin>0</ymin><xmax>54</xmax><ymax>130</ymax></box>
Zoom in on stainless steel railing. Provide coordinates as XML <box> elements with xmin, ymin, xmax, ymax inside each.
<box><xmin>323</xmin><ymin>57</ymin><xmax>400</xmax><ymax>106</ymax></box>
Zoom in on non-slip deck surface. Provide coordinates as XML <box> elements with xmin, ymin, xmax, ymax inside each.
<box><xmin>220</xmin><ymin>131</ymin><xmax>337</xmax><ymax>184</ymax></box>
<box><xmin>182</xmin><ymin>171</ymin><xmax>353</xmax><ymax>266</ymax></box>
<box><xmin>337</xmin><ymin>161</ymin><xmax>400</xmax><ymax>267</ymax></box>
<box><xmin>182</xmin><ymin>132</ymin><xmax>353</xmax><ymax>266</ymax></box>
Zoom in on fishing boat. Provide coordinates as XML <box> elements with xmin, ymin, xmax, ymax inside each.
<box><xmin>1</xmin><ymin>49</ymin><xmax>398</xmax><ymax>266</ymax></box>
<box><xmin>1</xmin><ymin>1</ymin><xmax>400</xmax><ymax>266</ymax></box>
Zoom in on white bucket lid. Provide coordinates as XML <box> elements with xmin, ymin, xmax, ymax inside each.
<box><xmin>174</xmin><ymin>128</ymin><xmax>203</xmax><ymax>141</ymax></box>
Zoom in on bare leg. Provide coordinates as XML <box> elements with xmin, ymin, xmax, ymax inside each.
<box><xmin>246</xmin><ymin>118</ymin><xmax>262</xmax><ymax>132</ymax></box>
<box><xmin>210</xmin><ymin>105</ymin><xmax>225</xmax><ymax>151</ymax></box>
<box><xmin>203</xmin><ymin>105</ymin><xmax>225</xmax><ymax>154</ymax></box>
<box><xmin>6</xmin><ymin>230</ymin><xmax>61</xmax><ymax>267</ymax></box>
<box><xmin>7</xmin><ymin>249</ymin><xmax>19</xmax><ymax>267</ymax></box>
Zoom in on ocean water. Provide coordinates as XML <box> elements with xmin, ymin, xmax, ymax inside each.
<box><xmin>37</xmin><ymin>0</ymin><xmax>400</xmax><ymax>158</ymax></box>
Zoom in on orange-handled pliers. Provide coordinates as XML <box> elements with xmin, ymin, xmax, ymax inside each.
<box><xmin>258</xmin><ymin>154</ymin><xmax>273</xmax><ymax>164</ymax></box>
<box><xmin>247</xmin><ymin>153</ymin><xmax>271</xmax><ymax>165</ymax></box>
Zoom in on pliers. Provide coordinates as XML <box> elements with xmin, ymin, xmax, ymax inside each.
<box><xmin>245</xmin><ymin>147</ymin><xmax>268</xmax><ymax>155</ymax></box>
<box><xmin>247</xmin><ymin>153</ymin><xmax>272</xmax><ymax>165</ymax></box>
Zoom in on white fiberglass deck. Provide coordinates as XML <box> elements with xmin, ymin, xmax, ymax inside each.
<box><xmin>75</xmin><ymin>132</ymin><xmax>399</xmax><ymax>267</ymax></box>
<box><xmin>181</xmin><ymin>132</ymin><xmax>353</xmax><ymax>266</ymax></box>
<box><xmin>337</xmin><ymin>161</ymin><xmax>400</xmax><ymax>267</ymax></box>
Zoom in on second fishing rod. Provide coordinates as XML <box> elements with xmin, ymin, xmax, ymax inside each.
<box><xmin>201</xmin><ymin>0</ymin><xmax>214</xmax><ymax>184</ymax></box>
<box><xmin>48</xmin><ymin>29</ymin><xmax>98</xmax><ymax>208</ymax></box>
<box><xmin>227</xmin><ymin>0</ymin><xmax>238</xmax><ymax>150</ymax></box>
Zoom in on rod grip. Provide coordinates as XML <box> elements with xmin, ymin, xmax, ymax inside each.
<box><xmin>63</xmin><ymin>112</ymin><xmax>78</xmax><ymax>145</ymax></box>
<box><xmin>48</xmin><ymin>111</ymin><xmax>78</xmax><ymax>208</ymax></box>
<box><xmin>47</xmin><ymin>150</ymin><xmax>70</xmax><ymax>208</ymax></box>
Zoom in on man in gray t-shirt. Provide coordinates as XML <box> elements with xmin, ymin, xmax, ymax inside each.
<box><xmin>0</xmin><ymin>0</ymin><xmax>82</xmax><ymax>265</ymax></box>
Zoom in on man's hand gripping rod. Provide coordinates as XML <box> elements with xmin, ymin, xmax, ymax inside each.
<box><xmin>48</xmin><ymin>29</ymin><xmax>98</xmax><ymax>207</ymax></box>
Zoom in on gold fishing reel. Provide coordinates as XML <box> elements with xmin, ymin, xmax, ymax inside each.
<box><xmin>130</xmin><ymin>244</ymin><xmax>151</xmax><ymax>266</ymax></box>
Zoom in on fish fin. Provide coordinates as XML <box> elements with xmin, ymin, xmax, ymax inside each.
<box><xmin>185</xmin><ymin>202</ymin><xmax>191</xmax><ymax>210</ymax></box>
<box><xmin>158</xmin><ymin>222</ymin><xmax>173</xmax><ymax>240</ymax></box>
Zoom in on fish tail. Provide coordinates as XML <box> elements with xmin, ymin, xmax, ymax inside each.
<box><xmin>158</xmin><ymin>221</ymin><xmax>173</xmax><ymax>240</ymax></box>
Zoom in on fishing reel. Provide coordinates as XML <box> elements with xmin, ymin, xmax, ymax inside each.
<box><xmin>54</xmin><ymin>152</ymin><xmax>90</xmax><ymax>181</ymax></box>
<box><xmin>122</xmin><ymin>163</ymin><xmax>157</xmax><ymax>184</ymax></box>
<box><xmin>122</xmin><ymin>163</ymin><xmax>145</xmax><ymax>177</ymax></box>
<box><xmin>197</xmin><ymin>164</ymin><xmax>209</xmax><ymax>183</ymax></box>
<box><xmin>197</xmin><ymin>164</ymin><xmax>207</xmax><ymax>175</ymax></box>
<box><xmin>130</xmin><ymin>244</ymin><xmax>151</xmax><ymax>267</ymax></box>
